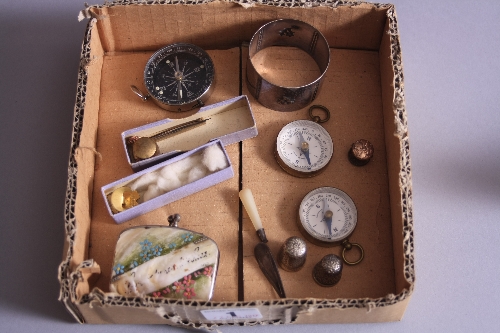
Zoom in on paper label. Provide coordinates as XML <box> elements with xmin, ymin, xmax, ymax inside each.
<box><xmin>200</xmin><ymin>308</ymin><xmax>263</xmax><ymax>321</ymax></box>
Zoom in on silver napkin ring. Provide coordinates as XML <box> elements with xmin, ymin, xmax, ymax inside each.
<box><xmin>246</xmin><ymin>19</ymin><xmax>330</xmax><ymax>112</ymax></box>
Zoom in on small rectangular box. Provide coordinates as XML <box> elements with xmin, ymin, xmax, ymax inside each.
<box><xmin>123</xmin><ymin>95</ymin><xmax>257</xmax><ymax>171</ymax></box>
<box><xmin>102</xmin><ymin>140</ymin><xmax>233</xmax><ymax>224</ymax></box>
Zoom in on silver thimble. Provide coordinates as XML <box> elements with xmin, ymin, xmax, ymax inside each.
<box><xmin>312</xmin><ymin>254</ymin><xmax>343</xmax><ymax>287</ymax></box>
<box><xmin>278</xmin><ymin>236</ymin><xmax>307</xmax><ymax>272</ymax></box>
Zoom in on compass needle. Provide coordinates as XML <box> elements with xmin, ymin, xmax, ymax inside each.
<box><xmin>177</xmin><ymin>81</ymin><xmax>183</xmax><ymax>100</ymax></box>
<box><xmin>322</xmin><ymin>197</ymin><xmax>328</xmax><ymax>216</ymax></box>
<box><xmin>322</xmin><ymin>197</ymin><xmax>333</xmax><ymax>236</ymax></box>
<box><xmin>297</xmin><ymin>131</ymin><xmax>311</xmax><ymax>165</ymax></box>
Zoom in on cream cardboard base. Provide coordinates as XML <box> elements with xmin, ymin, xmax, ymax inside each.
<box><xmin>60</xmin><ymin>0</ymin><xmax>414</xmax><ymax>327</ymax></box>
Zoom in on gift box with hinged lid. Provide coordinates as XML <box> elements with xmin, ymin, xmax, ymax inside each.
<box><xmin>59</xmin><ymin>0</ymin><xmax>414</xmax><ymax>327</ymax></box>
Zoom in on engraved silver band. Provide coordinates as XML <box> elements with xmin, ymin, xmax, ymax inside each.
<box><xmin>246</xmin><ymin>19</ymin><xmax>330</xmax><ymax>112</ymax></box>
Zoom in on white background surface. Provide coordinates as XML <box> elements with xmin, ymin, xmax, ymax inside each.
<box><xmin>1</xmin><ymin>0</ymin><xmax>499</xmax><ymax>332</ymax></box>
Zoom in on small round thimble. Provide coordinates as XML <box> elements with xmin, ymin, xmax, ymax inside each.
<box><xmin>348</xmin><ymin>139</ymin><xmax>374</xmax><ymax>166</ymax></box>
<box><xmin>312</xmin><ymin>254</ymin><xmax>343</xmax><ymax>287</ymax></box>
<box><xmin>278</xmin><ymin>236</ymin><xmax>307</xmax><ymax>272</ymax></box>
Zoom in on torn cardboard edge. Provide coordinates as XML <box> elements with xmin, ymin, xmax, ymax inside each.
<box><xmin>59</xmin><ymin>0</ymin><xmax>414</xmax><ymax>325</ymax></box>
<box><xmin>86</xmin><ymin>1</ymin><xmax>391</xmax><ymax>53</ymax></box>
<box><xmin>75</xmin><ymin>0</ymin><xmax>349</xmax><ymax>21</ymax></box>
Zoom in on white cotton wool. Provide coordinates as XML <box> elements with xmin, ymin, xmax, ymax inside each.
<box><xmin>130</xmin><ymin>171</ymin><xmax>160</xmax><ymax>192</ymax></box>
<box><xmin>143</xmin><ymin>184</ymin><xmax>164</xmax><ymax>202</ymax></box>
<box><xmin>160</xmin><ymin>152</ymin><xmax>203</xmax><ymax>183</ymax></box>
<box><xmin>137</xmin><ymin>190</ymin><xmax>147</xmax><ymax>204</ymax></box>
<box><xmin>157</xmin><ymin>172</ymin><xmax>183</xmax><ymax>192</ymax></box>
<box><xmin>188</xmin><ymin>165</ymin><xmax>208</xmax><ymax>183</ymax></box>
<box><xmin>202</xmin><ymin>144</ymin><xmax>228</xmax><ymax>172</ymax></box>
<box><xmin>159</xmin><ymin>163</ymin><xmax>178</xmax><ymax>180</ymax></box>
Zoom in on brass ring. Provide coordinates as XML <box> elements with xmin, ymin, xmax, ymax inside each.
<box><xmin>308</xmin><ymin>105</ymin><xmax>330</xmax><ymax>123</ymax></box>
<box><xmin>341</xmin><ymin>241</ymin><xmax>364</xmax><ymax>265</ymax></box>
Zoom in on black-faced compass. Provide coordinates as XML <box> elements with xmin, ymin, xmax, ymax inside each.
<box><xmin>132</xmin><ymin>43</ymin><xmax>215</xmax><ymax>112</ymax></box>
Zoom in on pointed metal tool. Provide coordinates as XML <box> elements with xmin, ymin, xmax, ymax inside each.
<box><xmin>239</xmin><ymin>188</ymin><xmax>286</xmax><ymax>298</ymax></box>
<box><xmin>254</xmin><ymin>242</ymin><xmax>286</xmax><ymax>298</ymax></box>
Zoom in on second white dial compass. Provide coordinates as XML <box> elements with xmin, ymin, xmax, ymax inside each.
<box><xmin>298</xmin><ymin>186</ymin><xmax>364</xmax><ymax>265</ymax></box>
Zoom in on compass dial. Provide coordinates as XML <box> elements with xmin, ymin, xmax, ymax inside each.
<box><xmin>275</xmin><ymin>120</ymin><xmax>333</xmax><ymax>177</ymax></box>
<box><xmin>144</xmin><ymin>43</ymin><xmax>215</xmax><ymax>112</ymax></box>
<box><xmin>298</xmin><ymin>187</ymin><xmax>357</xmax><ymax>246</ymax></box>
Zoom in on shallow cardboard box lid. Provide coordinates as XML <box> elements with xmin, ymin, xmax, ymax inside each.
<box><xmin>59</xmin><ymin>1</ymin><xmax>414</xmax><ymax>326</ymax></box>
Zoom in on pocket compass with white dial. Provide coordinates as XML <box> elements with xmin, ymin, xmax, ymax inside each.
<box><xmin>275</xmin><ymin>105</ymin><xmax>333</xmax><ymax>177</ymax></box>
<box><xmin>298</xmin><ymin>187</ymin><xmax>364</xmax><ymax>265</ymax></box>
<box><xmin>132</xmin><ymin>43</ymin><xmax>215</xmax><ymax>112</ymax></box>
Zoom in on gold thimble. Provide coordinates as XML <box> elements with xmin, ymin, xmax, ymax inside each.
<box><xmin>277</xmin><ymin>236</ymin><xmax>307</xmax><ymax>272</ymax></box>
<box><xmin>312</xmin><ymin>254</ymin><xmax>343</xmax><ymax>287</ymax></box>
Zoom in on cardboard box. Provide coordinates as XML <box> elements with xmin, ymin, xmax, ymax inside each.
<box><xmin>59</xmin><ymin>0</ymin><xmax>414</xmax><ymax>327</ymax></box>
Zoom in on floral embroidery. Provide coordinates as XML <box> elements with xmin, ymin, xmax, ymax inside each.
<box><xmin>113</xmin><ymin>264</ymin><xmax>125</xmax><ymax>275</ymax></box>
<box><xmin>147</xmin><ymin>265</ymin><xmax>216</xmax><ymax>300</ymax></box>
<box><xmin>140</xmin><ymin>250</ymin><xmax>151</xmax><ymax>262</ymax></box>
<box><xmin>152</xmin><ymin>245</ymin><xmax>162</xmax><ymax>257</ymax></box>
<box><xmin>203</xmin><ymin>266</ymin><xmax>213</xmax><ymax>277</ymax></box>
<box><xmin>173</xmin><ymin>281</ymin><xmax>184</xmax><ymax>293</ymax></box>
<box><xmin>183</xmin><ymin>274</ymin><xmax>195</xmax><ymax>286</ymax></box>
<box><xmin>140</xmin><ymin>239</ymin><xmax>152</xmax><ymax>251</ymax></box>
<box><xmin>184</xmin><ymin>287</ymin><xmax>196</xmax><ymax>299</ymax></box>
<box><xmin>182</xmin><ymin>233</ymin><xmax>193</xmax><ymax>243</ymax></box>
